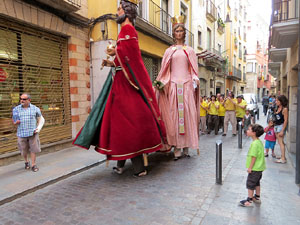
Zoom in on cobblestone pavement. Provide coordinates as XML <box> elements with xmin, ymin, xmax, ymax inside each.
<box><xmin>0</xmin><ymin>112</ymin><xmax>299</xmax><ymax>225</ymax></box>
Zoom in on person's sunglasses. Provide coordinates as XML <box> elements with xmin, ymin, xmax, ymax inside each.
<box><xmin>20</xmin><ymin>98</ymin><xmax>28</xmax><ymax>101</ymax></box>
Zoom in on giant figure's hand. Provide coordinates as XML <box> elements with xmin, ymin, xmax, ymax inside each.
<box><xmin>102</xmin><ymin>59</ymin><xmax>114</xmax><ymax>68</ymax></box>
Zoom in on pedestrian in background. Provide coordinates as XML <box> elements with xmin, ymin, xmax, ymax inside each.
<box><xmin>223</xmin><ymin>91</ymin><xmax>237</xmax><ymax>136</ymax></box>
<box><xmin>199</xmin><ymin>96</ymin><xmax>208</xmax><ymax>135</ymax></box>
<box><xmin>274</xmin><ymin>95</ymin><xmax>288</xmax><ymax>164</ymax></box>
<box><xmin>264</xmin><ymin>119</ymin><xmax>276</xmax><ymax>158</ymax></box>
<box><xmin>262</xmin><ymin>95</ymin><xmax>269</xmax><ymax>116</ymax></box>
<box><xmin>235</xmin><ymin>95</ymin><xmax>247</xmax><ymax>131</ymax></box>
<box><xmin>218</xmin><ymin>95</ymin><xmax>226</xmax><ymax>134</ymax></box>
<box><xmin>242</xmin><ymin>109</ymin><xmax>253</xmax><ymax>134</ymax></box>
<box><xmin>240</xmin><ymin>124</ymin><xmax>265</xmax><ymax>207</ymax></box>
<box><xmin>12</xmin><ymin>93</ymin><xmax>45</xmax><ymax>172</ymax></box>
<box><xmin>207</xmin><ymin>95</ymin><xmax>219</xmax><ymax>135</ymax></box>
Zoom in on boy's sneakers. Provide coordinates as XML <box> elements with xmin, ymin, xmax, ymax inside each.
<box><xmin>239</xmin><ymin>197</ymin><xmax>253</xmax><ymax>207</ymax></box>
<box><xmin>253</xmin><ymin>194</ymin><xmax>261</xmax><ymax>204</ymax></box>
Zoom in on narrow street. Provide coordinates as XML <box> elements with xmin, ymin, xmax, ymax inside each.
<box><xmin>0</xmin><ymin>110</ymin><xmax>299</xmax><ymax>225</ymax></box>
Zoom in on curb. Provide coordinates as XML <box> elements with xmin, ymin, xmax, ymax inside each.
<box><xmin>0</xmin><ymin>159</ymin><xmax>106</xmax><ymax>206</ymax></box>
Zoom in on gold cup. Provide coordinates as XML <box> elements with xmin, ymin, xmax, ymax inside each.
<box><xmin>101</xmin><ymin>42</ymin><xmax>115</xmax><ymax>70</ymax></box>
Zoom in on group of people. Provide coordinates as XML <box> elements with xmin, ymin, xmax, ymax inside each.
<box><xmin>199</xmin><ymin>92</ymin><xmax>252</xmax><ymax>136</ymax></box>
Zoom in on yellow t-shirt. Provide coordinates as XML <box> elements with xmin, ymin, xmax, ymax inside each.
<box><xmin>208</xmin><ymin>101</ymin><xmax>219</xmax><ymax>115</ymax></box>
<box><xmin>218</xmin><ymin>101</ymin><xmax>226</xmax><ymax>116</ymax></box>
<box><xmin>236</xmin><ymin>100</ymin><xmax>247</xmax><ymax>118</ymax></box>
<box><xmin>224</xmin><ymin>98</ymin><xmax>237</xmax><ymax>111</ymax></box>
<box><xmin>200</xmin><ymin>101</ymin><xmax>208</xmax><ymax>117</ymax></box>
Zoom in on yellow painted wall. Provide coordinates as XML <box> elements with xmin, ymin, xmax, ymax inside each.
<box><xmin>138</xmin><ymin>31</ymin><xmax>169</xmax><ymax>57</ymax></box>
<box><xmin>88</xmin><ymin>0</ymin><xmax>118</xmax><ymax>42</ymax></box>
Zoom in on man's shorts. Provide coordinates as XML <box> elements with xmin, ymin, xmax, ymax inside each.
<box><xmin>18</xmin><ymin>134</ymin><xmax>41</xmax><ymax>155</ymax></box>
<box><xmin>265</xmin><ymin>140</ymin><xmax>276</xmax><ymax>150</ymax></box>
<box><xmin>246</xmin><ymin>171</ymin><xmax>262</xmax><ymax>190</ymax></box>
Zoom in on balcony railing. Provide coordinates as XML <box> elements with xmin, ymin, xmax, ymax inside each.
<box><xmin>272</xmin><ymin>0</ymin><xmax>299</xmax><ymax>23</ymax></box>
<box><xmin>206</xmin><ymin>0</ymin><xmax>217</xmax><ymax>22</ymax></box>
<box><xmin>36</xmin><ymin>0</ymin><xmax>81</xmax><ymax>12</ymax></box>
<box><xmin>239</xmin><ymin>50</ymin><xmax>242</xmax><ymax>59</ymax></box>
<box><xmin>233</xmin><ymin>66</ymin><xmax>242</xmax><ymax>80</ymax></box>
<box><xmin>138</xmin><ymin>0</ymin><xmax>194</xmax><ymax>47</ymax></box>
<box><xmin>66</xmin><ymin>0</ymin><xmax>81</xmax><ymax>8</ymax></box>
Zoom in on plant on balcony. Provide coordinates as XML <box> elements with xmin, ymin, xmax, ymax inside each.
<box><xmin>217</xmin><ymin>18</ymin><xmax>225</xmax><ymax>27</ymax></box>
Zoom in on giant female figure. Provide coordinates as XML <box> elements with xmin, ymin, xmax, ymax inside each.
<box><xmin>155</xmin><ymin>17</ymin><xmax>200</xmax><ymax>160</ymax></box>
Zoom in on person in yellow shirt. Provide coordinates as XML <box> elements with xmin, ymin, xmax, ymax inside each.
<box><xmin>199</xmin><ymin>96</ymin><xmax>208</xmax><ymax>135</ymax></box>
<box><xmin>218</xmin><ymin>95</ymin><xmax>226</xmax><ymax>133</ymax></box>
<box><xmin>223</xmin><ymin>91</ymin><xmax>237</xmax><ymax>136</ymax></box>
<box><xmin>235</xmin><ymin>95</ymin><xmax>247</xmax><ymax>131</ymax></box>
<box><xmin>208</xmin><ymin>95</ymin><xmax>220</xmax><ymax>135</ymax></box>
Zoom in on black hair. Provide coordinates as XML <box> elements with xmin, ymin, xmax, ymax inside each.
<box><xmin>120</xmin><ymin>0</ymin><xmax>138</xmax><ymax>25</ymax></box>
<box><xmin>249</xmin><ymin>124</ymin><xmax>264</xmax><ymax>138</ymax></box>
<box><xmin>277</xmin><ymin>95</ymin><xmax>288</xmax><ymax>108</ymax></box>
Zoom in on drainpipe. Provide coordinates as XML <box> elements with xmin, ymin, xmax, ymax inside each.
<box><xmin>296</xmin><ymin>4</ymin><xmax>300</xmax><ymax>185</ymax></box>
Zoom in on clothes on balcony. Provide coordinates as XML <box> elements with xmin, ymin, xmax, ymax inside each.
<box><xmin>155</xmin><ymin>45</ymin><xmax>200</xmax><ymax>150</ymax></box>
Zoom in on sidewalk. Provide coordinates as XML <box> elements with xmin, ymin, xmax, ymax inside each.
<box><xmin>0</xmin><ymin>146</ymin><xmax>105</xmax><ymax>205</ymax></box>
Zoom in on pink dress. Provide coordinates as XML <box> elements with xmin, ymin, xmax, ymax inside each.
<box><xmin>156</xmin><ymin>45</ymin><xmax>200</xmax><ymax>149</ymax></box>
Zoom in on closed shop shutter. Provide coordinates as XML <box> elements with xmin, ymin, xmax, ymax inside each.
<box><xmin>0</xmin><ymin>17</ymin><xmax>71</xmax><ymax>154</ymax></box>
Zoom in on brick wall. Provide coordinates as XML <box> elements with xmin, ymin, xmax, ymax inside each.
<box><xmin>0</xmin><ymin>0</ymin><xmax>90</xmax><ymax>138</ymax></box>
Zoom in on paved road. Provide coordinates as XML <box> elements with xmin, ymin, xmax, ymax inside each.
<box><xmin>1</xmin><ymin>112</ymin><xmax>299</xmax><ymax>225</ymax></box>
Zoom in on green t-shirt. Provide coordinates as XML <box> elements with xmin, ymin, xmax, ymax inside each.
<box><xmin>246</xmin><ymin>139</ymin><xmax>266</xmax><ymax>171</ymax></box>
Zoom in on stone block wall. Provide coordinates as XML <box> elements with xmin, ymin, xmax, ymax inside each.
<box><xmin>0</xmin><ymin>0</ymin><xmax>91</xmax><ymax>138</ymax></box>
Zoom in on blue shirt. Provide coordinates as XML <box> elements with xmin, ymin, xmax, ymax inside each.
<box><xmin>12</xmin><ymin>104</ymin><xmax>42</xmax><ymax>137</ymax></box>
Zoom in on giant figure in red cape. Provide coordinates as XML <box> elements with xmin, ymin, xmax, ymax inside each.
<box><xmin>73</xmin><ymin>0</ymin><xmax>167</xmax><ymax>177</ymax></box>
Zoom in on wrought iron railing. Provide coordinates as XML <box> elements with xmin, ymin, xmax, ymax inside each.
<box><xmin>138</xmin><ymin>0</ymin><xmax>194</xmax><ymax>47</ymax></box>
<box><xmin>233</xmin><ymin>66</ymin><xmax>242</xmax><ymax>79</ymax></box>
<box><xmin>272</xmin><ymin>0</ymin><xmax>299</xmax><ymax>23</ymax></box>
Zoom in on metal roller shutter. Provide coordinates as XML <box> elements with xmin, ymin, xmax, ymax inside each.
<box><xmin>0</xmin><ymin>17</ymin><xmax>71</xmax><ymax>155</ymax></box>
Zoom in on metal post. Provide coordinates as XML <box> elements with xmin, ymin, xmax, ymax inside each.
<box><xmin>238</xmin><ymin>121</ymin><xmax>242</xmax><ymax>149</ymax></box>
<box><xmin>216</xmin><ymin>140</ymin><xmax>222</xmax><ymax>185</ymax></box>
<box><xmin>257</xmin><ymin>108</ymin><xmax>260</xmax><ymax>120</ymax></box>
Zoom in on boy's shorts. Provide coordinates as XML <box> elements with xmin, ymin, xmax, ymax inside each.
<box><xmin>246</xmin><ymin>171</ymin><xmax>262</xmax><ymax>190</ymax></box>
<box><xmin>265</xmin><ymin>140</ymin><xmax>276</xmax><ymax>150</ymax></box>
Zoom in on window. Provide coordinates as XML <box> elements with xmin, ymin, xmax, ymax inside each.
<box><xmin>142</xmin><ymin>54</ymin><xmax>160</xmax><ymax>81</ymax></box>
<box><xmin>207</xmin><ymin>28</ymin><xmax>211</xmax><ymax>50</ymax></box>
<box><xmin>247</xmin><ymin>62</ymin><xmax>253</xmax><ymax>72</ymax></box>
<box><xmin>198</xmin><ymin>31</ymin><xmax>202</xmax><ymax>47</ymax></box>
<box><xmin>239</xmin><ymin>43</ymin><xmax>242</xmax><ymax>59</ymax></box>
<box><xmin>161</xmin><ymin>0</ymin><xmax>169</xmax><ymax>33</ymax></box>
<box><xmin>218</xmin><ymin>44</ymin><xmax>222</xmax><ymax>54</ymax></box>
<box><xmin>254</xmin><ymin>63</ymin><xmax>257</xmax><ymax>73</ymax></box>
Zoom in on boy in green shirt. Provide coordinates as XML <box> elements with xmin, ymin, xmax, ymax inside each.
<box><xmin>240</xmin><ymin>124</ymin><xmax>265</xmax><ymax>207</ymax></box>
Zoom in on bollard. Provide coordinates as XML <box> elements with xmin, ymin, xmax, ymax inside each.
<box><xmin>216</xmin><ymin>140</ymin><xmax>222</xmax><ymax>185</ymax></box>
<box><xmin>238</xmin><ymin>121</ymin><xmax>242</xmax><ymax>149</ymax></box>
<box><xmin>257</xmin><ymin>108</ymin><xmax>260</xmax><ymax>120</ymax></box>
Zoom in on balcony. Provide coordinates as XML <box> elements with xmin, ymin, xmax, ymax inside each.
<box><xmin>243</xmin><ymin>72</ymin><xmax>246</xmax><ymax>81</ymax></box>
<box><xmin>270</xmin><ymin>0</ymin><xmax>299</xmax><ymax>48</ymax></box>
<box><xmin>268</xmin><ymin>62</ymin><xmax>281</xmax><ymax>78</ymax></box>
<box><xmin>233</xmin><ymin>66</ymin><xmax>242</xmax><ymax>80</ymax></box>
<box><xmin>35</xmin><ymin>0</ymin><xmax>81</xmax><ymax>13</ymax></box>
<box><xmin>217</xmin><ymin>19</ymin><xmax>225</xmax><ymax>34</ymax></box>
<box><xmin>206</xmin><ymin>0</ymin><xmax>217</xmax><ymax>22</ymax></box>
<box><xmin>136</xmin><ymin>0</ymin><xmax>194</xmax><ymax>47</ymax></box>
<box><xmin>269</xmin><ymin>48</ymin><xmax>287</xmax><ymax>62</ymax></box>
<box><xmin>197</xmin><ymin>48</ymin><xmax>225</xmax><ymax>71</ymax></box>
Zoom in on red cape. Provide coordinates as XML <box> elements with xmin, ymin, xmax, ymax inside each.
<box><xmin>95</xmin><ymin>24</ymin><xmax>168</xmax><ymax>160</ymax></box>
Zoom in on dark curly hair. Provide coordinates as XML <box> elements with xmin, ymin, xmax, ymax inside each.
<box><xmin>172</xmin><ymin>24</ymin><xmax>186</xmax><ymax>43</ymax></box>
<box><xmin>277</xmin><ymin>95</ymin><xmax>288</xmax><ymax>108</ymax></box>
<box><xmin>249</xmin><ymin>124</ymin><xmax>264</xmax><ymax>138</ymax></box>
<box><xmin>121</xmin><ymin>0</ymin><xmax>138</xmax><ymax>25</ymax></box>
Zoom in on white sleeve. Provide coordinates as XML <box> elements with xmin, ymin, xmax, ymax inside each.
<box><xmin>35</xmin><ymin>115</ymin><xmax>45</xmax><ymax>133</ymax></box>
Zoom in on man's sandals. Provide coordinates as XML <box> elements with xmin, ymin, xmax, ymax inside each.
<box><xmin>25</xmin><ymin>162</ymin><xmax>30</xmax><ymax>170</ymax></box>
<box><xmin>31</xmin><ymin>165</ymin><xmax>39</xmax><ymax>172</ymax></box>
<box><xmin>133</xmin><ymin>170</ymin><xmax>147</xmax><ymax>178</ymax></box>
